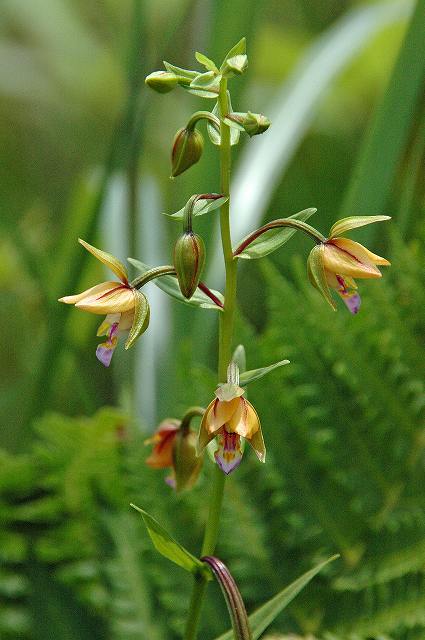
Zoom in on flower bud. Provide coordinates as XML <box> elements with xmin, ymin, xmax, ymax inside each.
<box><xmin>145</xmin><ymin>71</ymin><xmax>178</xmax><ymax>93</ymax></box>
<box><xmin>173</xmin><ymin>232</ymin><xmax>206</xmax><ymax>299</ymax></box>
<box><xmin>240</xmin><ymin>111</ymin><xmax>270</xmax><ymax>137</ymax></box>
<box><xmin>171</xmin><ymin>127</ymin><xmax>204</xmax><ymax>177</ymax></box>
<box><xmin>173</xmin><ymin>429</ymin><xmax>203</xmax><ymax>492</ymax></box>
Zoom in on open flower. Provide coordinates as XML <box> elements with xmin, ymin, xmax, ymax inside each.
<box><xmin>198</xmin><ymin>364</ymin><xmax>265</xmax><ymax>474</ymax></box>
<box><xmin>308</xmin><ymin>215</ymin><xmax>391</xmax><ymax>314</ymax></box>
<box><xmin>59</xmin><ymin>239</ymin><xmax>149</xmax><ymax>366</ymax></box>
<box><xmin>145</xmin><ymin>419</ymin><xmax>202</xmax><ymax>491</ymax></box>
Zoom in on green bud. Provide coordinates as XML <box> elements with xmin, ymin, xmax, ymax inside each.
<box><xmin>173</xmin><ymin>429</ymin><xmax>203</xmax><ymax>492</ymax></box>
<box><xmin>145</xmin><ymin>71</ymin><xmax>179</xmax><ymax>93</ymax></box>
<box><xmin>241</xmin><ymin>111</ymin><xmax>270</xmax><ymax>137</ymax></box>
<box><xmin>173</xmin><ymin>232</ymin><xmax>206</xmax><ymax>299</ymax></box>
<box><xmin>171</xmin><ymin>127</ymin><xmax>204</xmax><ymax>177</ymax></box>
<box><xmin>222</xmin><ymin>54</ymin><xmax>248</xmax><ymax>76</ymax></box>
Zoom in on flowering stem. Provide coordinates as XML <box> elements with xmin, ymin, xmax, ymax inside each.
<box><xmin>183</xmin><ymin>76</ymin><xmax>235</xmax><ymax>640</ymax></box>
<box><xmin>233</xmin><ymin>218</ymin><xmax>326</xmax><ymax>256</ymax></box>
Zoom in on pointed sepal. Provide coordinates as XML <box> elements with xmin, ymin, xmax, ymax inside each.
<box><xmin>125</xmin><ymin>290</ymin><xmax>150</xmax><ymax>350</ymax></box>
<box><xmin>78</xmin><ymin>239</ymin><xmax>128</xmax><ymax>284</ymax></box>
<box><xmin>329</xmin><ymin>215</ymin><xmax>391</xmax><ymax>239</ymax></box>
<box><xmin>307</xmin><ymin>244</ymin><xmax>336</xmax><ymax>310</ymax></box>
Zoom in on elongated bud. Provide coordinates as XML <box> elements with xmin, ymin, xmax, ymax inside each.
<box><xmin>145</xmin><ymin>71</ymin><xmax>178</xmax><ymax>93</ymax></box>
<box><xmin>173</xmin><ymin>232</ymin><xmax>206</xmax><ymax>299</ymax></box>
<box><xmin>240</xmin><ymin>111</ymin><xmax>270</xmax><ymax>137</ymax></box>
<box><xmin>171</xmin><ymin>127</ymin><xmax>204</xmax><ymax>177</ymax></box>
<box><xmin>173</xmin><ymin>429</ymin><xmax>203</xmax><ymax>492</ymax></box>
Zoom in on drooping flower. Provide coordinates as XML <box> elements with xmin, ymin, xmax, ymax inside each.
<box><xmin>145</xmin><ymin>419</ymin><xmax>202</xmax><ymax>491</ymax></box>
<box><xmin>197</xmin><ymin>363</ymin><xmax>265</xmax><ymax>474</ymax></box>
<box><xmin>308</xmin><ymin>215</ymin><xmax>391</xmax><ymax>314</ymax></box>
<box><xmin>59</xmin><ymin>239</ymin><xmax>149</xmax><ymax>366</ymax></box>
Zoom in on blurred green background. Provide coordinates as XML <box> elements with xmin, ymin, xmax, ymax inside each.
<box><xmin>1</xmin><ymin>0</ymin><xmax>425</xmax><ymax>638</ymax></box>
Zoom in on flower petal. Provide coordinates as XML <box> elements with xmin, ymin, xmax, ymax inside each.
<box><xmin>97</xmin><ymin>313</ymin><xmax>121</xmax><ymax>336</ymax></box>
<box><xmin>76</xmin><ymin>284</ymin><xmax>135</xmax><ymax>314</ymax></box>
<box><xmin>125</xmin><ymin>290</ymin><xmax>150</xmax><ymax>350</ymax></box>
<box><xmin>59</xmin><ymin>281</ymin><xmax>119</xmax><ymax>306</ymax></box>
<box><xmin>78</xmin><ymin>238</ymin><xmax>128</xmax><ymax>284</ymax></box>
<box><xmin>307</xmin><ymin>245</ymin><xmax>336</xmax><ymax>310</ymax></box>
<box><xmin>329</xmin><ymin>215</ymin><xmax>391</xmax><ymax>239</ymax></box>
<box><xmin>324</xmin><ymin>239</ymin><xmax>382</xmax><ymax>279</ymax></box>
<box><xmin>248</xmin><ymin>427</ymin><xmax>266</xmax><ymax>463</ymax></box>
<box><xmin>227</xmin><ymin>398</ymin><xmax>261</xmax><ymax>439</ymax></box>
<box><xmin>145</xmin><ymin>425</ymin><xmax>178</xmax><ymax>468</ymax></box>
<box><xmin>197</xmin><ymin>400</ymin><xmax>222</xmax><ymax>454</ymax></box>
<box><xmin>209</xmin><ymin>397</ymin><xmax>240</xmax><ymax>431</ymax></box>
<box><xmin>214</xmin><ymin>430</ymin><xmax>243</xmax><ymax>474</ymax></box>
<box><xmin>96</xmin><ymin>322</ymin><xmax>119</xmax><ymax>367</ymax></box>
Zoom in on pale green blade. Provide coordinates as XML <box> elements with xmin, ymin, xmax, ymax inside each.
<box><xmin>239</xmin><ymin>359</ymin><xmax>290</xmax><ymax>387</ymax></box>
<box><xmin>130</xmin><ymin>504</ymin><xmax>205</xmax><ymax>575</ymax></box>
<box><xmin>214</xmin><ymin>556</ymin><xmax>339</xmax><ymax>640</ymax></box>
<box><xmin>329</xmin><ymin>215</ymin><xmax>391</xmax><ymax>239</ymax></box>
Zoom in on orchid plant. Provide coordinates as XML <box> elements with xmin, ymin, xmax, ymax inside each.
<box><xmin>60</xmin><ymin>38</ymin><xmax>390</xmax><ymax>640</ymax></box>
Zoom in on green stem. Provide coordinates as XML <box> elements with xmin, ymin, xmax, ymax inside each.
<box><xmin>183</xmin><ymin>76</ymin><xmax>235</xmax><ymax>640</ymax></box>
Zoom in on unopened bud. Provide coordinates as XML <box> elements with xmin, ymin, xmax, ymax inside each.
<box><xmin>173</xmin><ymin>232</ymin><xmax>206</xmax><ymax>299</ymax></box>
<box><xmin>173</xmin><ymin>429</ymin><xmax>203</xmax><ymax>492</ymax></box>
<box><xmin>171</xmin><ymin>127</ymin><xmax>204</xmax><ymax>177</ymax></box>
<box><xmin>241</xmin><ymin>111</ymin><xmax>270</xmax><ymax>137</ymax></box>
<box><xmin>145</xmin><ymin>71</ymin><xmax>178</xmax><ymax>93</ymax></box>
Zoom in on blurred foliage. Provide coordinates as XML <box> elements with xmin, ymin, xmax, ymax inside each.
<box><xmin>1</xmin><ymin>0</ymin><xmax>425</xmax><ymax>638</ymax></box>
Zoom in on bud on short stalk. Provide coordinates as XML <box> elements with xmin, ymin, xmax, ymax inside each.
<box><xmin>145</xmin><ymin>71</ymin><xmax>179</xmax><ymax>93</ymax></box>
<box><xmin>173</xmin><ymin>232</ymin><xmax>206</xmax><ymax>299</ymax></box>
<box><xmin>171</xmin><ymin>127</ymin><xmax>204</xmax><ymax>177</ymax></box>
<box><xmin>173</xmin><ymin>429</ymin><xmax>202</xmax><ymax>492</ymax></box>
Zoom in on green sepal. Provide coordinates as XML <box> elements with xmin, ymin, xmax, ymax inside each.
<box><xmin>214</xmin><ymin>555</ymin><xmax>339</xmax><ymax>640</ymax></box>
<box><xmin>188</xmin><ymin>71</ymin><xmax>221</xmax><ymax>98</ymax></box>
<box><xmin>163</xmin><ymin>61</ymin><xmax>198</xmax><ymax>81</ymax></box>
<box><xmin>163</xmin><ymin>196</ymin><xmax>228</xmax><ymax>221</ymax></box>
<box><xmin>235</xmin><ymin>208</ymin><xmax>317</xmax><ymax>260</ymax></box>
<box><xmin>239</xmin><ymin>359</ymin><xmax>290</xmax><ymax>387</ymax></box>
<box><xmin>130</xmin><ymin>504</ymin><xmax>209</xmax><ymax>576</ymax></box>
<box><xmin>207</xmin><ymin>93</ymin><xmax>240</xmax><ymax>146</ymax></box>
<box><xmin>128</xmin><ymin>259</ymin><xmax>224</xmax><ymax>311</ymax></box>
<box><xmin>220</xmin><ymin>37</ymin><xmax>246</xmax><ymax>71</ymax></box>
<box><xmin>307</xmin><ymin>244</ymin><xmax>336</xmax><ymax>310</ymax></box>
<box><xmin>124</xmin><ymin>291</ymin><xmax>150</xmax><ymax>350</ymax></box>
<box><xmin>329</xmin><ymin>215</ymin><xmax>391</xmax><ymax>239</ymax></box>
<box><xmin>221</xmin><ymin>54</ymin><xmax>248</xmax><ymax>78</ymax></box>
<box><xmin>195</xmin><ymin>51</ymin><xmax>219</xmax><ymax>74</ymax></box>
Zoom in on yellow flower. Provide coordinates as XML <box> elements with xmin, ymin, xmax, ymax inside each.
<box><xmin>198</xmin><ymin>364</ymin><xmax>265</xmax><ymax>474</ymax></box>
<box><xmin>308</xmin><ymin>215</ymin><xmax>391</xmax><ymax>313</ymax></box>
<box><xmin>59</xmin><ymin>239</ymin><xmax>149</xmax><ymax>366</ymax></box>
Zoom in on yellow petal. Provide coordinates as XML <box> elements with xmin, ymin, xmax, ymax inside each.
<box><xmin>75</xmin><ymin>284</ymin><xmax>135</xmax><ymax>314</ymax></box>
<box><xmin>59</xmin><ymin>281</ymin><xmax>120</xmax><ymax>305</ymax></box>
<box><xmin>78</xmin><ymin>238</ymin><xmax>128</xmax><ymax>284</ymax></box>
<box><xmin>248</xmin><ymin>427</ymin><xmax>266</xmax><ymax>463</ymax></box>
<box><xmin>227</xmin><ymin>398</ymin><xmax>261</xmax><ymax>439</ymax></box>
<box><xmin>197</xmin><ymin>400</ymin><xmax>222</xmax><ymax>454</ymax></box>
<box><xmin>323</xmin><ymin>239</ymin><xmax>382</xmax><ymax>279</ymax></box>
<box><xmin>207</xmin><ymin>397</ymin><xmax>240</xmax><ymax>432</ymax></box>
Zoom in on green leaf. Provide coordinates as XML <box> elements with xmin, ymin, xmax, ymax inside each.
<box><xmin>163</xmin><ymin>196</ymin><xmax>228</xmax><ymax>221</ymax></box>
<box><xmin>163</xmin><ymin>61</ymin><xmax>198</xmax><ymax>81</ymax></box>
<box><xmin>214</xmin><ymin>556</ymin><xmax>339</xmax><ymax>640</ymax></box>
<box><xmin>341</xmin><ymin>0</ymin><xmax>425</xmax><ymax>232</ymax></box>
<box><xmin>195</xmin><ymin>51</ymin><xmax>219</xmax><ymax>73</ymax></box>
<box><xmin>188</xmin><ymin>71</ymin><xmax>221</xmax><ymax>98</ymax></box>
<box><xmin>222</xmin><ymin>54</ymin><xmax>248</xmax><ymax>77</ymax></box>
<box><xmin>307</xmin><ymin>245</ymin><xmax>336</xmax><ymax>311</ymax></box>
<box><xmin>329</xmin><ymin>215</ymin><xmax>391</xmax><ymax>239</ymax></box>
<box><xmin>128</xmin><ymin>259</ymin><xmax>223</xmax><ymax>311</ymax></box>
<box><xmin>124</xmin><ymin>291</ymin><xmax>149</xmax><ymax>350</ymax></box>
<box><xmin>239</xmin><ymin>359</ymin><xmax>290</xmax><ymax>387</ymax></box>
<box><xmin>207</xmin><ymin>93</ymin><xmax>240</xmax><ymax>146</ymax></box>
<box><xmin>220</xmin><ymin>37</ymin><xmax>246</xmax><ymax>71</ymax></box>
<box><xmin>235</xmin><ymin>208</ymin><xmax>317</xmax><ymax>260</ymax></box>
<box><xmin>130</xmin><ymin>504</ymin><xmax>205</xmax><ymax>575</ymax></box>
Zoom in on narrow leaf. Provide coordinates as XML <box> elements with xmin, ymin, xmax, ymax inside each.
<box><xmin>128</xmin><ymin>259</ymin><xmax>223</xmax><ymax>311</ymax></box>
<box><xmin>220</xmin><ymin>37</ymin><xmax>246</xmax><ymax>70</ymax></box>
<box><xmin>125</xmin><ymin>291</ymin><xmax>149</xmax><ymax>350</ymax></box>
<box><xmin>207</xmin><ymin>93</ymin><xmax>240</xmax><ymax>146</ymax></box>
<box><xmin>235</xmin><ymin>208</ymin><xmax>317</xmax><ymax>260</ymax></box>
<box><xmin>214</xmin><ymin>555</ymin><xmax>339</xmax><ymax>640</ymax></box>
<box><xmin>163</xmin><ymin>196</ymin><xmax>228</xmax><ymax>221</ymax></box>
<box><xmin>130</xmin><ymin>504</ymin><xmax>204</xmax><ymax>574</ymax></box>
<box><xmin>239</xmin><ymin>359</ymin><xmax>290</xmax><ymax>387</ymax></box>
<box><xmin>195</xmin><ymin>51</ymin><xmax>219</xmax><ymax>73</ymax></box>
<box><xmin>329</xmin><ymin>215</ymin><xmax>391</xmax><ymax>239</ymax></box>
